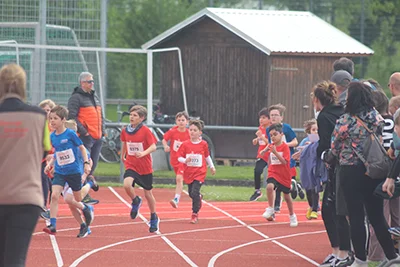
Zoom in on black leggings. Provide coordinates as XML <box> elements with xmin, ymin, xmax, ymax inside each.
<box><xmin>0</xmin><ymin>205</ymin><xmax>40</xmax><ymax>267</ymax></box>
<box><xmin>41</xmin><ymin>162</ymin><xmax>51</xmax><ymax>207</ymax></box>
<box><xmin>306</xmin><ymin>189</ymin><xmax>319</xmax><ymax>212</ymax></box>
<box><xmin>81</xmin><ymin>136</ymin><xmax>102</xmax><ymax>175</ymax></box>
<box><xmin>321</xmin><ymin>169</ymin><xmax>351</xmax><ymax>251</ymax></box>
<box><xmin>254</xmin><ymin>159</ymin><xmax>267</xmax><ymax>190</ymax></box>
<box><xmin>340</xmin><ymin>165</ymin><xmax>397</xmax><ymax>261</ymax></box>
<box><xmin>188</xmin><ymin>180</ymin><xmax>203</xmax><ymax>213</ymax></box>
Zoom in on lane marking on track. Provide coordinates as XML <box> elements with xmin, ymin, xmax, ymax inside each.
<box><xmin>207</xmin><ymin>230</ymin><xmax>326</xmax><ymax>266</ymax></box>
<box><xmin>69</xmin><ymin>218</ymin><xmax>325</xmax><ymax>267</ymax></box>
<box><xmin>45</xmin><ymin>220</ymin><xmax>64</xmax><ymax>267</ymax></box>
<box><xmin>184</xmin><ymin>191</ymin><xmax>319</xmax><ymax>266</ymax></box>
<box><xmin>108</xmin><ymin>186</ymin><xmax>198</xmax><ymax>267</ymax></box>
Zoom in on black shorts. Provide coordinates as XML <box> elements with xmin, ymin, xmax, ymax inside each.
<box><xmin>52</xmin><ymin>173</ymin><xmax>82</xmax><ymax>192</ymax></box>
<box><xmin>123</xmin><ymin>169</ymin><xmax>153</xmax><ymax>190</ymax></box>
<box><xmin>267</xmin><ymin>177</ymin><xmax>290</xmax><ymax>194</ymax></box>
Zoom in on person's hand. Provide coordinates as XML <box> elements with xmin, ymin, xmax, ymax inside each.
<box><xmin>185</xmin><ymin>157</ymin><xmax>191</xmax><ymax>164</ymax></box>
<box><xmin>305</xmin><ymin>141</ymin><xmax>311</xmax><ymax>145</ymax></box>
<box><xmin>135</xmin><ymin>151</ymin><xmax>145</xmax><ymax>158</ymax></box>
<box><xmin>388</xmin><ymin>147</ymin><xmax>395</xmax><ymax>160</ymax></box>
<box><xmin>382</xmin><ymin>178</ymin><xmax>395</xmax><ymax>197</ymax></box>
<box><xmin>256</xmin><ymin>130</ymin><xmax>263</xmax><ymax>138</ymax></box>
<box><xmin>210</xmin><ymin>167</ymin><xmax>216</xmax><ymax>175</ymax></box>
<box><xmin>164</xmin><ymin>145</ymin><xmax>170</xmax><ymax>152</ymax></box>
<box><xmin>292</xmin><ymin>151</ymin><xmax>301</xmax><ymax>161</ymax></box>
<box><xmin>270</xmin><ymin>144</ymin><xmax>276</xmax><ymax>154</ymax></box>
<box><xmin>84</xmin><ymin>164</ymin><xmax>91</xmax><ymax>175</ymax></box>
<box><xmin>252</xmin><ymin>138</ymin><xmax>258</xmax><ymax>145</ymax></box>
<box><xmin>46</xmin><ymin>154</ymin><xmax>53</xmax><ymax>162</ymax></box>
<box><xmin>44</xmin><ymin>164</ymin><xmax>51</xmax><ymax>174</ymax></box>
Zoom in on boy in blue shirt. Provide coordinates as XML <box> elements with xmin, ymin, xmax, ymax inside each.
<box><xmin>43</xmin><ymin>105</ymin><xmax>94</xmax><ymax>235</ymax></box>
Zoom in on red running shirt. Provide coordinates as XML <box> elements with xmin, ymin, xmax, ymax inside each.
<box><xmin>178</xmin><ymin>140</ymin><xmax>210</xmax><ymax>184</ymax></box>
<box><xmin>163</xmin><ymin>126</ymin><xmax>190</xmax><ymax>167</ymax></box>
<box><xmin>256</xmin><ymin>126</ymin><xmax>269</xmax><ymax>162</ymax></box>
<box><xmin>264</xmin><ymin>142</ymin><xmax>291</xmax><ymax>188</ymax></box>
<box><xmin>120</xmin><ymin>125</ymin><xmax>157</xmax><ymax>175</ymax></box>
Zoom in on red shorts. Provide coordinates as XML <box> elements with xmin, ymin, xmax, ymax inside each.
<box><xmin>173</xmin><ymin>166</ymin><xmax>184</xmax><ymax>175</ymax></box>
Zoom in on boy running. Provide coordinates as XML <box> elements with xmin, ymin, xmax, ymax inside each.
<box><xmin>43</xmin><ymin>105</ymin><xmax>94</xmax><ymax>235</ymax></box>
<box><xmin>162</xmin><ymin>111</ymin><xmax>190</xmax><ymax>208</ymax></box>
<box><xmin>260</xmin><ymin>123</ymin><xmax>298</xmax><ymax>227</ymax></box>
<box><xmin>178</xmin><ymin>119</ymin><xmax>216</xmax><ymax>224</ymax></box>
<box><xmin>120</xmin><ymin>105</ymin><xmax>159</xmax><ymax>233</ymax></box>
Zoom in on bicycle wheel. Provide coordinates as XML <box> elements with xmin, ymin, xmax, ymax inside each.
<box><xmin>201</xmin><ymin>133</ymin><xmax>215</xmax><ymax>160</ymax></box>
<box><xmin>100</xmin><ymin>127</ymin><xmax>121</xmax><ymax>164</ymax></box>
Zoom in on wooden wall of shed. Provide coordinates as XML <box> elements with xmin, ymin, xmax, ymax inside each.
<box><xmin>268</xmin><ymin>55</ymin><xmax>340</xmax><ymax>128</ymax></box>
<box><xmin>155</xmin><ymin>17</ymin><xmax>270</xmax><ymax>127</ymax></box>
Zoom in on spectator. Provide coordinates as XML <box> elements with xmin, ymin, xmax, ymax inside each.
<box><xmin>67</xmin><ymin>72</ymin><xmax>104</xmax><ymax>204</ymax></box>
<box><xmin>388</xmin><ymin>72</ymin><xmax>400</xmax><ymax>97</ymax></box>
<box><xmin>330</xmin><ymin>70</ymin><xmax>352</xmax><ymax>106</ymax></box>
<box><xmin>333</xmin><ymin>57</ymin><xmax>354</xmax><ymax>77</ymax></box>
<box><xmin>0</xmin><ymin>63</ymin><xmax>51</xmax><ymax>266</ymax></box>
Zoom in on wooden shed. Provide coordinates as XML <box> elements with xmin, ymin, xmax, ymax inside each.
<box><xmin>142</xmin><ymin>8</ymin><xmax>373</xmax><ymax>159</ymax></box>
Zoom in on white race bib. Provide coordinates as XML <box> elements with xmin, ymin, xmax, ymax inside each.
<box><xmin>173</xmin><ymin>140</ymin><xmax>183</xmax><ymax>152</ymax></box>
<box><xmin>258</xmin><ymin>135</ymin><xmax>266</xmax><ymax>145</ymax></box>
<box><xmin>127</xmin><ymin>142</ymin><xmax>144</xmax><ymax>156</ymax></box>
<box><xmin>56</xmin><ymin>149</ymin><xmax>75</xmax><ymax>166</ymax></box>
<box><xmin>187</xmin><ymin>153</ymin><xmax>202</xmax><ymax>167</ymax></box>
<box><xmin>270</xmin><ymin>152</ymin><xmax>283</xmax><ymax>165</ymax></box>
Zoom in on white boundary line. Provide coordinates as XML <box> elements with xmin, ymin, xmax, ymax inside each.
<box><xmin>183</xmin><ymin>190</ymin><xmax>319</xmax><ymax>266</ymax></box>
<box><xmin>45</xmin><ymin>220</ymin><xmax>64</xmax><ymax>267</ymax></box>
<box><xmin>108</xmin><ymin>186</ymin><xmax>198</xmax><ymax>267</ymax></box>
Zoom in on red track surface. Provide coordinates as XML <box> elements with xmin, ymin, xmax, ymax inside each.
<box><xmin>27</xmin><ymin>187</ymin><xmax>330</xmax><ymax>267</ymax></box>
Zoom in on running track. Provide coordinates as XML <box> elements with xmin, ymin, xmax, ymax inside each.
<box><xmin>28</xmin><ymin>187</ymin><xmax>329</xmax><ymax>267</ymax></box>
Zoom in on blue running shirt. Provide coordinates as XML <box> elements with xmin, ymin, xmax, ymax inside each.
<box><xmin>51</xmin><ymin>128</ymin><xmax>83</xmax><ymax>175</ymax></box>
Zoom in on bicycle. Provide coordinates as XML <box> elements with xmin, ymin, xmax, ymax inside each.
<box><xmin>99</xmin><ymin>104</ymin><xmax>216</xmax><ymax>170</ymax></box>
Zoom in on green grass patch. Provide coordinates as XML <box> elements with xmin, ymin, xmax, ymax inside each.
<box><xmin>95</xmin><ymin>162</ymin><xmax>254</xmax><ymax>180</ymax></box>
<box><xmin>105</xmin><ymin>104</ymin><xmax>131</xmax><ymax>122</ymax></box>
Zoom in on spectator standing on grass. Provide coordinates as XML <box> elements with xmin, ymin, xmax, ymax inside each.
<box><xmin>178</xmin><ymin>119</ymin><xmax>216</xmax><ymax>224</ymax></box>
<box><xmin>310</xmin><ymin>81</ymin><xmax>352</xmax><ymax>267</ymax></box>
<box><xmin>388</xmin><ymin>72</ymin><xmax>400</xmax><ymax>97</ymax></box>
<box><xmin>249</xmin><ymin>107</ymin><xmax>271</xmax><ymax>201</ymax></box>
<box><xmin>67</xmin><ymin>72</ymin><xmax>104</xmax><ymax>205</ymax></box>
<box><xmin>0</xmin><ymin>63</ymin><xmax>51</xmax><ymax>267</ymax></box>
<box><xmin>120</xmin><ymin>105</ymin><xmax>160</xmax><ymax>233</ymax></box>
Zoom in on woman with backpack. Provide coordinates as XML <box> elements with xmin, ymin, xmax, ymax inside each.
<box><xmin>328</xmin><ymin>82</ymin><xmax>398</xmax><ymax>266</ymax></box>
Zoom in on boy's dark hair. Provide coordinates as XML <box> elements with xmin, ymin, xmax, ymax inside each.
<box><xmin>345</xmin><ymin>82</ymin><xmax>375</xmax><ymax>115</ymax></box>
<box><xmin>129</xmin><ymin>105</ymin><xmax>147</xmax><ymax>118</ymax></box>
<box><xmin>333</xmin><ymin>57</ymin><xmax>354</xmax><ymax>76</ymax></box>
<box><xmin>258</xmin><ymin>107</ymin><xmax>270</xmax><ymax>118</ymax></box>
<box><xmin>268</xmin><ymin>123</ymin><xmax>283</xmax><ymax>134</ymax></box>
<box><xmin>268</xmin><ymin>104</ymin><xmax>286</xmax><ymax>116</ymax></box>
<box><xmin>175</xmin><ymin>111</ymin><xmax>189</xmax><ymax>120</ymax></box>
<box><xmin>51</xmin><ymin>105</ymin><xmax>68</xmax><ymax>120</ymax></box>
<box><xmin>189</xmin><ymin>119</ymin><xmax>204</xmax><ymax>131</ymax></box>
<box><xmin>372</xmin><ymin>90</ymin><xmax>389</xmax><ymax>115</ymax></box>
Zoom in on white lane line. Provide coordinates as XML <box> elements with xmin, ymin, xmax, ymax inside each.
<box><xmin>208</xmin><ymin>230</ymin><xmax>325</xmax><ymax>266</ymax></box>
<box><xmin>186</xmin><ymin>191</ymin><xmax>319</xmax><ymax>266</ymax></box>
<box><xmin>108</xmin><ymin>186</ymin><xmax>198</xmax><ymax>267</ymax></box>
<box><xmin>45</xmin><ymin>220</ymin><xmax>64</xmax><ymax>267</ymax></box>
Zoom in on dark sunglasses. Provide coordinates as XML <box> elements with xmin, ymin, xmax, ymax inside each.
<box><xmin>84</xmin><ymin>80</ymin><xmax>94</xmax><ymax>84</ymax></box>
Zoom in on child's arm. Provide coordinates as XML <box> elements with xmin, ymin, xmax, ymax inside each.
<box><xmin>252</xmin><ymin>138</ymin><xmax>258</xmax><ymax>145</ymax></box>
<box><xmin>44</xmin><ymin>156</ymin><xmax>55</xmax><ymax>173</ymax></box>
<box><xmin>206</xmin><ymin>156</ymin><xmax>216</xmax><ymax>175</ymax></box>
<box><xmin>121</xmin><ymin>141</ymin><xmax>126</xmax><ymax>162</ymax></box>
<box><xmin>256</xmin><ymin>130</ymin><xmax>269</xmax><ymax>144</ymax></box>
<box><xmin>79</xmin><ymin>145</ymin><xmax>91</xmax><ymax>174</ymax></box>
<box><xmin>271</xmin><ymin>145</ymin><xmax>287</xmax><ymax>165</ymax></box>
<box><xmin>136</xmin><ymin>143</ymin><xmax>156</xmax><ymax>158</ymax></box>
<box><xmin>162</xmin><ymin>139</ymin><xmax>170</xmax><ymax>152</ymax></box>
<box><xmin>286</xmin><ymin>138</ymin><xmax>298</xmax><ymax>148</ymax></box>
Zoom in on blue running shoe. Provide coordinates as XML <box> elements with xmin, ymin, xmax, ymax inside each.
<box><xmin>82</xmin><ymin>204</ymin><xmax>94</xmax><ymax>226</ymax></box>
<box><xmin>130</xmin><ymin>196</ymin><xmax>142</xmax><ymax>219</ymax></box>
<box><xmin>149</xmin><ymin>215</ymin><xmax>160</xmax><ymax>233</ymax></box>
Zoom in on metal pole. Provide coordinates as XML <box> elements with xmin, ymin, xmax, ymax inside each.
<box><xmin>100</xmin><ymin>0</ymin><xmax>108</xmax><ymax>115</ymax></box>
<box><xmin>39</xmin><ymin>0</ymin><xmax>47</xmax><ymax>103</ymax></box>
<box><xmin>96</xmin><ymin>51</ymin><xmax>106</xmax><ymax>118</ymax></box>
<box><xmin>258</xmin><ymin>0</ymin><xmax>263</xmax><ymax>10</ymax></box>
<box><xmin>360</xmin><ymin>0</ymin><xmax>365</xmax><ymax>77</ymax></box>
<box><xmin>209</xmin><ymin>0</ymin><xmax>214</xmax><ymax>7</ymax></box>
<box><xmin>147</xmin><ymin>51</ymin><xmax>153</xmax><ymax>125</ymax></box>
<box><xmin>309</xmin><ymin>0</ymin><xmax>313</xmax><ymax>12</ymax></box>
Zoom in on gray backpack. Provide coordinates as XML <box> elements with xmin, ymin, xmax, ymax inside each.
<box><xmin>351</xmin><ymin>116</ymin><xmax>392</xmax><ymax>180</ymax></box>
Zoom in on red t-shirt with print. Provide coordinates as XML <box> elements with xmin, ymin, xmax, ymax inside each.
<box><xmin>264</xmin><ymin>142</ymin><xmax>291</xmax><ymax>188</ymax></box>
<box><xmin>256</xmin><ymin>126</ymin><xmax>269</xmax><ymax>162</ymax></box>
<box><xmin>163</xmin><ymin>126</ymin><xmax>190</xmax><ymax>167</ymax></box>
<box><xmin>120</xmin><ymin>125</ymin><xmax>157</xmax><ymax>175</ymax></box>
<box><xmin>178</xmin><ymin>140</ymin><xmax>210</xmax><ymax>184</ymax></box>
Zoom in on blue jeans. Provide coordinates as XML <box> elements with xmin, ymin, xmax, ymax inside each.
<box><xmin>80</xmin><ymin>135</ymin><xmax>102</xmax><ymax>175</ymax></box>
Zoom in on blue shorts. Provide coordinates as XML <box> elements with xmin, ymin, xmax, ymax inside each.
<box><xmin>52</xmin><ymin>173</ymin><xmax>82</xmax><ymax>192</ymax></box>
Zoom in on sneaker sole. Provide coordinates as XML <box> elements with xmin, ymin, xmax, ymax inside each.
<box><xmin>43</xmin><ymin>228</ymin><xmax>56</xmax><ymax>235</ymax></box>
<box><xmin>130</xmin><ymin>199</ymin><xmax>142</xmax><ymax>219</ymax></box>
<box><xmin>169</xmin><ymin>199</ymin><xmax>178</xmax><ymax>209</ymax></box>
<box><xmin>77</xmin><ymin>231</ymin><xmax>89</xmax><ymax>238</ymax></box>
<box><xmin>83</xmin><ymin>200</ymin><xmax>99</xmax><ymax>205</ymax></box>
<box><xmin>190</xmin><ymin>219</ymin><xmax>198</xmax><ymax>224</ymax></box>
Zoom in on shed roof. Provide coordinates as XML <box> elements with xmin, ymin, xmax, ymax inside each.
<box><xmin>142</xmin><ymin>8</ymin><xmax>373</xmax><ymax>56</ymax></box>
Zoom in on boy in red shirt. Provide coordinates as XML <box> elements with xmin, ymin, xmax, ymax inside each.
<box><xmin>249</xmin><ymin>107</ymin><xmax>270</xmax><ymax>201</ymax></box>
<box><xmin>120</xmin><ymin>105</ymin><xmax>159</xmax><ymax>233</ymax></box>
<box><xmin>162</xmin><ymin>111</ymin><xmax>190</xmax><ymax>208</ymax></box>
<box><xmin>178</xmin><ymin>119</ymin><xmax>216</xmax><ymax>224</ymax></box>
<box><xmin>260</xmin><ymin>123</ymin><xmax>298</xmax><ymax>227</ymax></box>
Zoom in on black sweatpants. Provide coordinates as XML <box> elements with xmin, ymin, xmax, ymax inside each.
<box><xmin>306</xmin><ymin>189</ymin><xmax>319</xmax><ymax>212</ymax></box>
<box><xmin>41</xmin><ymin>161</ymin><xmax>50</xmax><ymax>207</ymax></box>
<box><xmin>340</xmin><ymin>165</ymin><xmax>397</xmax><ymax>261</ymax></box>
<box><xmin>0</xmin><ymin>205</ymin><xmax>41</xmax><ymax>267</ymax></box>
<box><xmin>81</xmin><ymin>135</ymin><xmax>102</xmax><ymax>175</ymax></box>
<box><xmin>321</xmin><ymin>168</ymin><xmax>351</xmax><ymax>251</ymax></box>
<box><xmin>188</xmin><ymin>180</ymin><xmax>203</xmax><ymax>213</ymax></box>
<box><xmin>254</xmin><ymin>159</ymin><xmax>267</xmax><ymax>190</ymax></box>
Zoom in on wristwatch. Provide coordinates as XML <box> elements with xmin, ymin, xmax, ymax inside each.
<box><xmin>84</xmin><ymin>161</ymin><xmax>90</xmax><ymax>165</ymax></box>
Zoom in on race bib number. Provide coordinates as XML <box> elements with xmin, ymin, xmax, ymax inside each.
<box><xmin>127</xmin><ymin>142</ymin><xmax>144</xmax><ymax>155</ymax></box>
<box><xmin>56</xmin><ymin>149</ymin><xmax>75</xmax><ymax>166</ymax></box>
<box><xmin>258</xmin><ymin>135</ymin><xmax>266</xmax><ymax>146</ymax></box>
<box><xmin>270</xmin><ymin>152</ymin><xmax>283</xmax><ymax>165</ymax></box>
<box><xmin>187</xmin><ymin>153</ymin><xmax>202</xmax><ymax>167</ymax></box>
<box><xmin>173</xmin><ymin>140</ymin><xmax>183</xmax><ymax>152</ymax></box>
